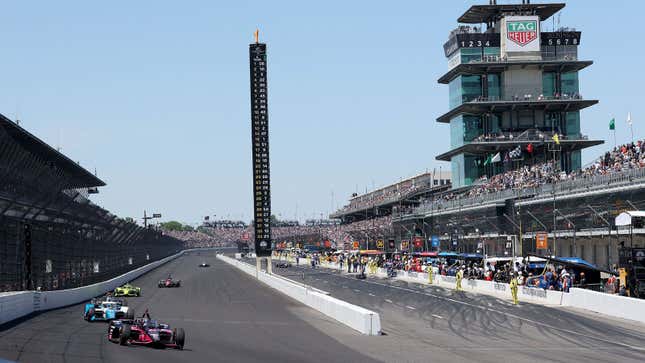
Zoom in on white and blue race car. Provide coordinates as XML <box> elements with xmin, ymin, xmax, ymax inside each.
<box><xmin>84</xmin><ymin>296</ymin><xmax>134</xmax><ymax>322</ymax></box>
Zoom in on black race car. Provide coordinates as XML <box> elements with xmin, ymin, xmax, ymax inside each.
<box><xmin>198</xmin><ymin>263</ymin><xmax>210</xmax><ymax>268</ymax></box>
<box><xmin>275</xmin><ymin>261</ymin><xmax>292</xmax><ymax>268</ymax></box>
<box><xmin>158</xmin><ymin>276</ymin><xmax>181</xmax><ymax>288</ymax></box>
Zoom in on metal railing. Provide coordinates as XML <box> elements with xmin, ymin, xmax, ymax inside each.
<box><xmin>466</xmin><ymin>53</ymin><xmax>578</xmax><ymax>64</ymax></box>
<box><xmin>471</xmin><ymin>129</ymin><xmax>588</xmax><ymax>143</ymax></box>
<box><xmin>411</xmin><ymin>167</ymin><xmax>645</xmax><ymax>217</ymax></box>
<box><xmin>463</xmin><ymin>90</ymin><xmax>584</xmax><ymax>104</ymax></box>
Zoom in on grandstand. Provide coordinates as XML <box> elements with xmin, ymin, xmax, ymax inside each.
<box><xmin>324</xmin><ymin>1</ymin><xmax>645</xmax><ymax>269</ymax></box>
<box><xmin>0</xmin><ymin>113</ymin><xmax>183</xmax><ymax>292</ymax></box>
<box><xmin>195</xmin><ymin>219</ymin><xmax>252</xmax><ymax>251</ymax></box>
<box><xmin>330</xmin><ymin>171</ymin><xmax>451</xmax><ymax>222</ymax></box>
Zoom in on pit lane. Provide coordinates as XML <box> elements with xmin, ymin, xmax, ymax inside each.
<box><xmin>265</xmin><ymin>258</ymin><xmax>645</xmax><ymax>363</ymax></box>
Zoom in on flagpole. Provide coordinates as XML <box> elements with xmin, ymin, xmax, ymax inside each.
<box><xmin>614</xmin><ymin>129</ymin><xmax>617</xmax><ymax>148</ymax></box>
<box><xmin>628</xmin><ymin>112</ymin><xmax>634</xmax><ymax>144</ymax></box>
<box><xmin>611</xmin><ymin>115</ymin><xmax>616</xmax><ymax>148</ymax></box>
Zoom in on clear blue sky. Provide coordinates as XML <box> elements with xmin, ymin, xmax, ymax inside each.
<box><xmin>0</xmin><ymin>0</ymin><xmax>640</xmax><ymax>225</ymax></box>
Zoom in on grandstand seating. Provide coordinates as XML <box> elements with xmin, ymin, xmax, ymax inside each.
<box><xmin>0</xmin><ymin>114</ymin><xmax>183</xmax><ymax>292</ymax></box>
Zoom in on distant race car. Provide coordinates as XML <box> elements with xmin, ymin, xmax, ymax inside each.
<box><xmin>158</xmin><ymin>276</ymin><xmax>181</xmax><ymax>288</ymax></box>
<box><xmin>275</xmin><ymin>262</ymin><xmax>291</xmax><ymax>268</ymax></box>
<box><xmin>84</xmin><ymin>297</ymin><xmax>134</xmax><ymax>322</ymax></box>
<box><xmin>114</xmin><ymin>283</ymin><xmax>141</xmax><ymax>297</ymax></box>
<box><xmin>198</xmin><ymin>263</ymin><xmax>210</xmax><ymax>268</ymax></box>
<box><xmin>108</xmin><ymin>318</ymin><xmax>185</xmax><ymax>349</ymax></box>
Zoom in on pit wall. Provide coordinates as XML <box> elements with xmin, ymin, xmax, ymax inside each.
<box><xmin>217</xmin><ymin>254</ymin><xmax>381</xmax><ymax>336</ymax></box>
<box><xmin>277</xmin><ymin>255</ymin><xmax>645</xmax><ymax>325</ymax></box>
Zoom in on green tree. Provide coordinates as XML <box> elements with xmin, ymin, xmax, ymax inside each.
<box><xmin>160</xmin><ymin>221</ymin><xmax>183</xmax><ymax>231</ymax></box>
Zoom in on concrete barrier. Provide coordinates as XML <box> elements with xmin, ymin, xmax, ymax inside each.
<box><xmin>0</xmin><ymin>249</ymin><xmax>192</xmax><ymax>326</ymax></box>
<box><xmin>292</xmin><ymin>262</ymin><xmax>620</xmax><ymax>312</ymax></box>
<box><xmin>0</xmin><ymin>292</ymin><xmax>35</xmax><ymax>325</ymax></box>
<box><xmin>311</xmin><ymin>258</ymin><xmax>569</xmax><ymax>306</ymax></box>
<box><xmin>567</xmin><ymin>287</ymin><xmax>645</xmax><ymax>324</ymax></box>
<box><xmin>218</xmin><ymin>254</ymin><xmax>381</xmax><ymax>335</ymax></box>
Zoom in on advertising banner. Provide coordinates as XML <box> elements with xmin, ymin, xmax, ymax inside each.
<box><xmin>413</xmin><ymin>236</ymin><xmax>423</xmax><ymax>248</ymax></box>
<box><xmin>501</xmin><ymin>15</ymin><xmax>540</xmax><ymax>58</ymax></box>
<box><xmin>431</xmin><ymin>236</ymin><xmax>440</xmax><ymax>248</ymax></box>
<box><xmin>536</xmin><ymin>232</ymin><xmax>548</xmax><ymax>250</ymax></box>
<box><xmin>401</xmin><ymin>240</ymin><xmax>409</xmax><ymax>250</ymax></box>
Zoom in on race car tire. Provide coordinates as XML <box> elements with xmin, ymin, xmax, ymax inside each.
<box><xmin>119</xmin><ymin>325</ymin><xmax>131</xmax><ymax>346</ymax></box>
<box><xmin>125</xmin><ymin>308</ymin><xmax>135</xmax><ymax>320</ymax></box>
<box><xmin>136</xmin><ymin>291</ymin><xmax>140</xmax><ymax>297</ymax></box>
<box><xmin>85</xmin><ymin>308</ymin><xmax>95</xmax><ymax>321</ymax></box>
<box><xmin>174</xmin><ymin>328</ymin><xmax>185</xmax><ymax>350</ymax></box>
<box><xmin>109</xmin><ymin>324</ymin><xmax>120</xmax><ymax>341</ymax></box>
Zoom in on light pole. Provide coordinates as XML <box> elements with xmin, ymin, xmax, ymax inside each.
<box><xmin>422</xmin><ymin>219</ymin><xmax>430</xmax><ymax>252</ymax></box>
<box><xmin>400</xmin><ymin>224</ymin><xmax>414</xmax><ymax>256</ymax></box>
<box><xmin>553</xmin><ymin>209</ymin><xmax>574</xmax><ymax>256</ymax></box>
<box><xmin>142</xmin><ymin>210</ymin><xmax>162</xmax><ymax>228</ymax></box>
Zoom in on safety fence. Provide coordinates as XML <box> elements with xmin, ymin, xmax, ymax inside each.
<box><xmin>0</xmin><ymin>116</ymin><xmax>183</xmax><ymax>293</ymax></box>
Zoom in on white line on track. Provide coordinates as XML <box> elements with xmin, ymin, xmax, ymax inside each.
<box><xmin>368</xmin><ymin>293</ymin><xmax>376</xmax><ymax>297</ymax></box>
<box><xmin>432</xmin><ymin>314</ymin><xmax>443</xmax><ymax>319</ymax></box>
<box><xmin>406</xmin><ymin>306</ymin><xmax>416</xmax><ymax>310</ymax></box>
<box><xmin>293</xmin><ymin>265</ymin><xmax>645</xmax><ymax>353</ymax></box>
<box><xmin>385</xmin><ymin>299</ymin><xmax>393</xmax><ymax>303</ymax></box>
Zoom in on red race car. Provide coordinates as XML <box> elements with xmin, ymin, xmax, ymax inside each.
<box><xmin>158</xmin><ymin>275</ymin><xmax>181</xmax><ymax>288</ymax></box>
<box><xmin>108</xmin><ymin>318</ymin><xmax>185</xmax><ymax>349</ymax></box>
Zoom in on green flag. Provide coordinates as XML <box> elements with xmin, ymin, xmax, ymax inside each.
<box><xmin>609</xmin><ymin>118</ymin><xmax>615</xmax><ymax>130</ymax></box>
<box><xmin>483</xmin><ymin>154</ymin><xmax>493</xmax><ymax>166</ymax></box>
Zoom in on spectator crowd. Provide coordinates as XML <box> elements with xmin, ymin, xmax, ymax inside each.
<box><xmin>419</xmin><ymin>140</ymin><xmax>645</xmax><ymax>210</ymax></box>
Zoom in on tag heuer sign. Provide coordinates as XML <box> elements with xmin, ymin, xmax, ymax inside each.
<box><xmin>507</xmin><ymin>20</ymin><xmax>537</xmax><ymax>46</ymax></box>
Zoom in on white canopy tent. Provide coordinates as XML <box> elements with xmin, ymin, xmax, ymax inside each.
<box><xmin>615</xmin><ymin>211</ymin><xmax>645</xmax><ymax>227</ymax></box>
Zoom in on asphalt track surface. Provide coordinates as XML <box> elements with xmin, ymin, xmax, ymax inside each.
<box><xmin>0</xmin><ymin>251</ymin><xmax>378</xmax><ymax>363</ymax></box>
<box><xmin>267</xmin><ymin>259</ymin><xmax>645</xmax><ymax>363</ymax></box>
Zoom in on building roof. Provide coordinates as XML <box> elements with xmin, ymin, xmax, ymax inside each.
<box><xmin>435</xmin><ymin>138</ymin><xmax>604</xmax><ymax>161</ymax></box>
<box><xmin>0</xmin><ymin>113</ymin><xmax>106</xmax><ymax>188</ymax></box>
<box><xmin>348</xmin><ymin>171</ymin><xmax>448</xmax><ymax>202</ymax></box>
<box><xmin>438</xmin><ymin>60</ymin><xmax>593</xmax><ymax>84</ymax></box>
<box><xmin>437</xmin><ymin>98</ymin><xmax>599</xmax><ymax>123</ymax></box>
<box><xmin>458</xmin><ymin>3</ymin><xmax>565</xmax><ymax>24</ymax></box>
